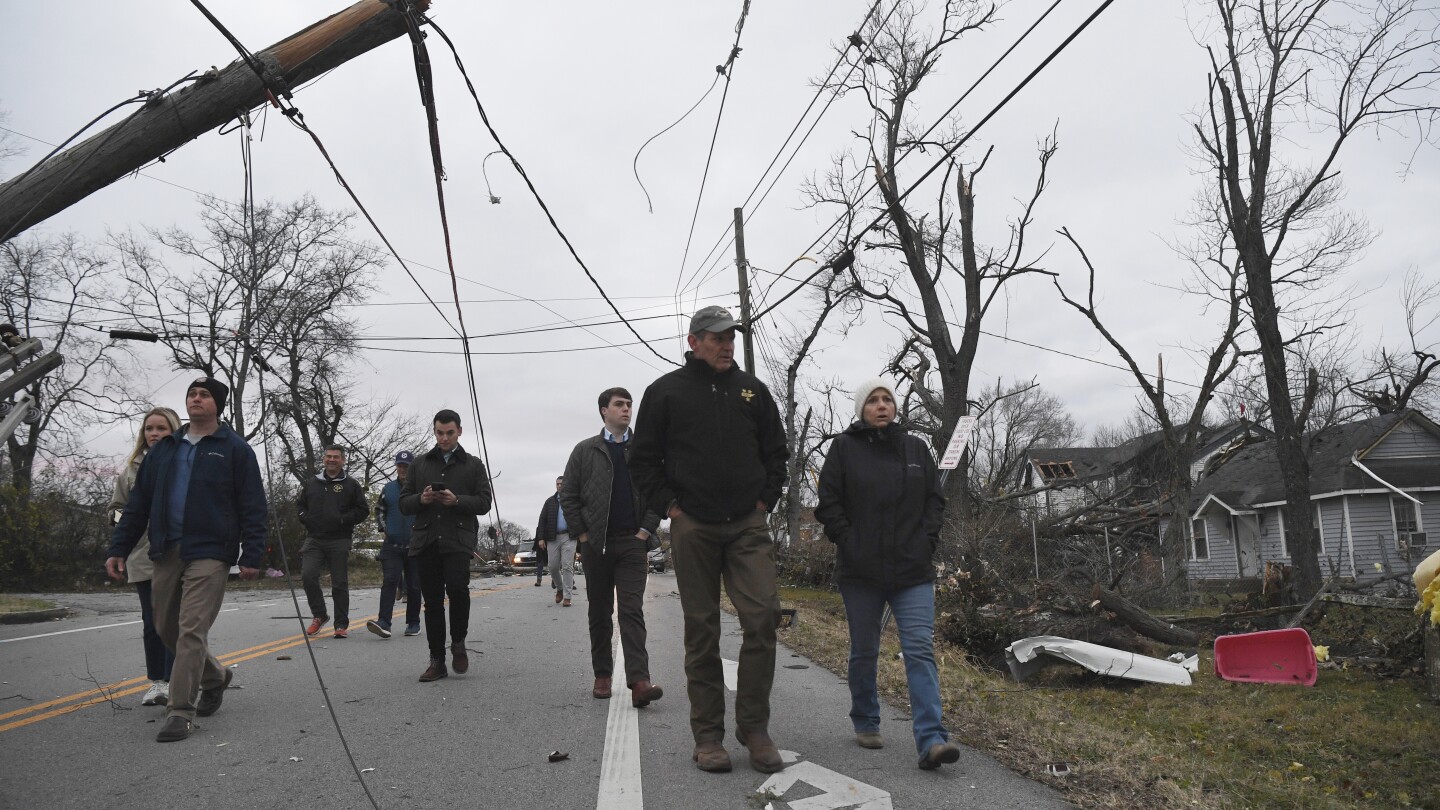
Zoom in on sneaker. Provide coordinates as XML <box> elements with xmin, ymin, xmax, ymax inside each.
<box><xmin>195</xmin><ymin>668</ymin><xmax>233</xmax><ymax>717</ymax></box>
<box><xmin>156</xmin><ymin>681</ymin><xmax>170</xmax><ymax>706</ymax></box>
<box><xmin>155</xmin><ymin>715</ymin><xmax>193</xmax><ymax>743</ymax></box>
<box><xmin>333</xmin><ymin>626</ymin><xmax>349</xmax><ymax>639</ymax></box>
<box><xmin>366</xmin><ymin>620</ymin><xmax>391</xmax><ymax>639</ymax></box>
<box><xmin>919</xmin><ymin>741</ymin><xmax>962</xmax><ymax>770</ymax></box>
<box><xmin>141</xmin><ymin>680</ymin><xmax>166</xmax><ymax>706</ymax></box>
<box><xmin>305</xmin><ymin>616</ymin><xmax>329</xmax><ymax>636</ymax></box>
<box><xmin>404</xmin><ymin>623</ymin><xmax>421</xmax><ymax>636</ymax></box>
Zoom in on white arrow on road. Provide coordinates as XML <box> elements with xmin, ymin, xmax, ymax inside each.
<box><xmin>758</xmin><ymin>752</ymin><xmax>893</xmax><ymax>810</ymax></box>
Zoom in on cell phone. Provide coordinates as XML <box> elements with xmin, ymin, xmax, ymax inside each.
<box><xmin>430</xmin><ymin>482</ymin><xmax>449</xmax><ymax>492</ymax></box>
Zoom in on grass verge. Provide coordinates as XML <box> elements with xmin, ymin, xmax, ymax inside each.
<box><xmin>0</xmin><ymin>594</ymin><xmax>57</xmax><ymax>614</ymax></box>
<box><xmin>773</xmin><ymin>585</ymin><xmax>1439</xmax><ymax>809</ymax></box>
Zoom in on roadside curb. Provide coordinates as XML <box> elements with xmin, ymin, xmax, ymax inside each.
<box><xmin>0</xmin><ymin>607</ymin><xmax>69</xmax><ymax>625</ymax></box>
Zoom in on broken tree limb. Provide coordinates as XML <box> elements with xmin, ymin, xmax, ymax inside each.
<box><xmin>1319</xmin><ymin>593</ymin><xmax>1414</xmax><ymax>610</ymax></box>
<box><xmin>0</xmin><ymin>0</ymin><xmax>429</xmax><ymax>241</ymax></box>
<box><xmin>1096</xmin><ymin>589</ymin><xmax>1199</xmax><ymax>646</ymax></box>
<box><xmin>1285</xmin><ymin>578</ymin><xmax>1336</xmax><ymax>629</ymax></box>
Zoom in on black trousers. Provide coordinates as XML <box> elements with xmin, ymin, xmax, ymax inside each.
<box><xmin>582</xmin><ymin>536</ymin><xmax>650</xmax><ymax>687</ymax></box>
<box><xmin>416</xmin><ymin>545</ymin><xmax>471</xmax><ymax>659</ymax></box>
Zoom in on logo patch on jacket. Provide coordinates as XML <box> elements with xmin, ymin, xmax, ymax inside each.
<box><xmin>740</xmin><ymin>388</ymin><xmax>755</xmax><ymax>402</ymax></box>
<box><xmin>332</xmin><ymin>484</ymin><xmax>343</xmax><ymax>493</ymax></box>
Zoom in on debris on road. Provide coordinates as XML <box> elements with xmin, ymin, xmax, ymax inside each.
<box><xmin>547</xmin><ymin>751</ymin><xmax>569</xmax><ymax>763</ymax></box>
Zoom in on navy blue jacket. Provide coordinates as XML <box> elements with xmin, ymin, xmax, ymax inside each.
<box><xmin>107</xmin><ymin>423</ymin><xmax>268</xmax><ymax>570</ymax></box>
<box><xmin>376</xmin><ymin>479</ymin><xmax>413</xmax><ymax>558</ymax></box>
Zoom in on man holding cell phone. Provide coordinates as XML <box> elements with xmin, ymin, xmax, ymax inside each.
<box><xmin>399</xmin><ymin>409</ymin><xmax>493</xmax><ymax>683</ymax></box>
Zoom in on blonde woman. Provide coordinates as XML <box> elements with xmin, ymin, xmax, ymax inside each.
<box><xmin>109</xmin><ymin>406</ymin><xmax>181</xmax><ymax>707</ymax></box>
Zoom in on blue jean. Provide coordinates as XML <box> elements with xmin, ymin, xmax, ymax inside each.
<box><xmin>839</xmin><ymin>581</ymin><xmax>948</xmax><ymax>757</ymax></box>
<box><xmin>135</xmin><ymin>579</ymin><xmax>175</xmax><ymax>681</ymax></box>
<box><xmin>378</xmin><ymin>550</ymin><xmax>421</xmax><ymax>628</ymax></box>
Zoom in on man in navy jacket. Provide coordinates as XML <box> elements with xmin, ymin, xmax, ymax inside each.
<box><xmin>106</xmin><ymin>377</ymin><xmax>266</xmax><ymax>743</ymax></box>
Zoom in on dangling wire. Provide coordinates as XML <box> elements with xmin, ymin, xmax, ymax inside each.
<box><xmin>630</xmin><ymin>72</ymin><xmax>721</xmax><ymax>214</ymax></box>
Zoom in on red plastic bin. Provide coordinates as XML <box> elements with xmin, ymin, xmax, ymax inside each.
<box><xmin>1213</xmin><ymin>628</ymin><xmax>1318</xmax><ymax>685</ymax></box>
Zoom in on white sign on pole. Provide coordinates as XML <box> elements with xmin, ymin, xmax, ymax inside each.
<box><xmin>938</xmin><ymin>415</ymin><xmax>979</xmax><ymax>470</ymax></box>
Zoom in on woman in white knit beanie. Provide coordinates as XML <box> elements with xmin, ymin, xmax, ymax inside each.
<box><xmin>815</xmin><ymin>375</ymin><xmax>958</xmax><ymax>769</ymax></box>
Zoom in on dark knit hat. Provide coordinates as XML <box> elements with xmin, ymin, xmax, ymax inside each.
<box><xmin>187</xmin><ymin>376</ymin><xmax>229</xmax><ymax>415</ymax></box>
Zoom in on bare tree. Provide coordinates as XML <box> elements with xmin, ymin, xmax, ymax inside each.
<box><xmin>969</xmin><ymin>379</ymin><xmax>1082</xmax><ymax>498</ymax></box>
<box><xmin>1</xmin><ymin>234</ymin><xmax>138</xmax><ymax>490</ymax></box>
<box><xmin>1348</xmin><ymin>269</ymin><xmax>1440</xmax><ymax>414</ymax></box>
<box><xmin>1193</xmin><ymin>0</ymin><xmax>1440</xmax><ymax>597</ymax></box>
<box><xmin>815</xmin><ymin>0</ymin><xmax>1058</xmax><ymax>521</ymax></box>
<box><xmin>0</xmin><ymin>107</ymin><xmax>25</xmax><ymax>178</ymax></box>
<box><xmin>113</xmin><ymin>195</ymin><xmax>382</xmax><ymax>443</ymax></box>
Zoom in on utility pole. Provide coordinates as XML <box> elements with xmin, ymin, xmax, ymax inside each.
<box><xmin>733</xmin><ymin>207</ymin><xmax>755</xmax><ymax>373</ymax></box>
<box><xmin>0</xmin><ymin>0</ymin><xmax>428</xmax><ymax>241</ymax></box>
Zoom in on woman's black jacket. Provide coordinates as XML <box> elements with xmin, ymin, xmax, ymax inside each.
<box><xmin>815</xmin><ymin>420</ymin><xmax>945</xmax><ymax>590</ymax></box>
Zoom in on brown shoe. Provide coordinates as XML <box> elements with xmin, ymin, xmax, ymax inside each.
<box><xmin>630</xmin><ymin>679</ymin><xmax>663</xmax><ymax>708</ymax></box>
<box><xmin>856</xmin><ymin>731</ymin><xmax>884</xmax><ymax>749</ymax></box>
<box><xmin>592</xmin><ymin>676</ymin><xmax>612</xmax><ymax>699</ymax></box>
<box><xmin>692</xmin><ymin>740</ymin><xmax>732</xmax><ymax>773</ymax></box>
<box><xmin>562</xmin><ymin>598</ymin><xmax>572</xmax><ymax>607</ymax></box>
<box><xmin>418</xmin><ymin>658</ymin><xmax>448</xmax><ymax>682</ymax></box>
<box><xmin>451</xmin><ymin>643</ymin><xmax>469</xmax><ymax>674</ymax></box>
<box><xmin>737</xmin><ymin>728</ymin><xmax>785</xmax><ymax>773</ymax></box>
<box><xmin>554</xmin><ymin>591</ymin><xmax>563</xmax><ymax>604</ymax></box>
<box><xmin>919</xmin><ymin>741</ymin><xmax>961</xmax><ymax>770</ymax></box>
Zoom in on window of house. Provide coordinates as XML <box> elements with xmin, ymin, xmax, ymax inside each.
<box><xmin>1393</xmin><ymin>495</ymin><xmax>1421</xmax><ymax>551</ymax></box>
<box><xmin>1190</xmin><ymin>518</ymin><xmax>1210</xmax><ymax>561</ymax></box>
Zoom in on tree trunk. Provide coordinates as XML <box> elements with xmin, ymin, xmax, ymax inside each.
<box><xmin>1098</xmin><ymin>589</ymin><xmax>1200</xmax><ymax>646</ymax></box>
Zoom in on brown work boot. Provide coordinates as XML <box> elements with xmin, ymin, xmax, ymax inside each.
<box><xmin>855</xmin><ymin>731</ymin><xmax>884</xmax><ymax>749</ymax></box>
<box><xmin>692</xmin><ymin>740</ymin><xmax>732</xmax><ymax>773</ymax></box>
<box><xmin>592</xmin><ymin>676</ymin><xmax>612</xmax><ymax>699</ymax></box>
<box><xmin>737</xmin><ymin>728</ymin><xmax>785</xmax><ymax>773</ymax></box>
<box><xmin>554</xmin><ymin>591</ymin><xmax>563</xmax><ymax>604</ymax></box>
<box><xmin>630</xmin><ymin>679</ymin><xmax>663</xmax><ymax>708</ymax></box>
<box><xmin>451</xmin><ymin>643</ymin><xmax>469</xmax><ymax>674</ymax></box>
<box><xmin>919</xmin><ymin>741</ymin><xmax>962</xmax><ymax>770</ymax></box>
<box><xmin>562</xmin><ymin>598</ymin><xmax>572</xmax><ymax>607</ymax></box>
<box><xmin>418</xmin><ymin>658</ymin><xmax>448</xmax><ymax>682</ymax></box>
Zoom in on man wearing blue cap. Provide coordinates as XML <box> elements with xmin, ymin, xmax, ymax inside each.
<box><xmin>370</xmin><ymin>450</ymin><xmax>421</xmax><ymax>638</ymax></box>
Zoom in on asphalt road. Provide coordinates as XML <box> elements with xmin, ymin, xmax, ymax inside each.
<box><xmin>0</xmin><ymin>572</ymin><xmax>1069</xmax><ymax>810</ymax></box>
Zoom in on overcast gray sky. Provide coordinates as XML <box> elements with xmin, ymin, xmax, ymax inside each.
<box><xmin>2</xmin><ymin>0</ymin><xmax>1436</xmax><ymax>517</ymax></box>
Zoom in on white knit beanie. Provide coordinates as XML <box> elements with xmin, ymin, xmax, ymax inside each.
<box><xmin>853</xmin><ymin>376</ymin><xmax>897</xmax><ymax>422</ymax></box>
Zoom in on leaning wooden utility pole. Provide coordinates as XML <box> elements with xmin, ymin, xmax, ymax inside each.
<box><xmin>0</xmin><ymin>0</ymin><xmax>429</xmax><ymax>242</ymax></box>
<box><xmin>733</xmin><ymin>207</ymin><xmax>756</xmax><ymax>374</ymax></box>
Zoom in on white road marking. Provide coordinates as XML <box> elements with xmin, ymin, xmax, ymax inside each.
<box><xmin>722</xmin><ymin>657</ymin><xmax>738</xmax><ymax>691</ymax></box>
<box><xmin>0</xmin><ymin>608</ymin><xmax>239</xmax><ymax>644</ymax></box>
<box><xmin>596</xmin><ymin>629</ymin><xmax>643</xmax><ymax>809</ymax></box>
<box><xmin>759</xmin><ymin>752</ymin><xmax>893</xmax><ymax>810</ymax></box>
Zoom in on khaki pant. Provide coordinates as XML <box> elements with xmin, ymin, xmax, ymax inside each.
<box><xmin>151</xmin><ymin>545</ymin><xmax>229</xmax><ymax>721</ymax></box>
<box><xmin>671</xmin><ymin>510</ymin><xmax>780</xmax><ymax>744</ymax></box>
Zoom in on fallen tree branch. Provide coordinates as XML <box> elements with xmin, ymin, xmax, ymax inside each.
<box><xmin>1097</xmin><ymin>589</ymin><xmax>1199</xmax><ymax>646</ymax></box>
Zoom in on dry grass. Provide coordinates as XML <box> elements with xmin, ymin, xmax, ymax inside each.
<box><xmin>0</xmin><ymin>594</ymin><xmax>56</xmax><ymax>614</ymax></box>
<box><xmin>771</xmin><ymin>585</ymin><xmax>1440</xmax><ymax>810</ymax></box>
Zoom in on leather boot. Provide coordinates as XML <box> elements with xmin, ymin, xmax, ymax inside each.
<box><xmin>451</xmin><ymin>643</ymin><xmax>469</xmax><ymax>674</ymax></box>
<box><xmin>592</xmin><ymin>676</ymin><xmax>612</xmax><ymax>699</ymax></box>
<box><xmin>692</xmin><ymin>741</ymin><xmax>732</xmax><ymax>773</ymax></box>
<box><xmin>418</xmin><ymin>658</ymin><xmax>448</xmax><ymax>682</ymax></box>
<box><xmin>630</xmin><ymin>679</ymin><xmax>663</xmax><ymax>708</ymax></box>
<box><xmin>737</xmin><ymin>728</ymin><xmax>785</xmax><ymax>773</ymax></box>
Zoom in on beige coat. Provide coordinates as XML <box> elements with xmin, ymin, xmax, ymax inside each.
<box><xmin>109</xmin><ymin>459</ymin><xmax>154</xmax><ymax>583</ymax></box>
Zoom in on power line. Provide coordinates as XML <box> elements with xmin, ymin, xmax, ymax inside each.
<box><xmin>420</xmin><ymin>11</ymin><xmax>678</xmax><ymax>368</ymax></box>
<box><xmin>632</xmin><ymin>73</ymin><xmax>722</xmax><ymax>215</ymax></box>
<box><xmin>678</xmin><ymin>0</ymin><xmax>901</xmax><ymax>300</ymax></box>
<box><xmin>672</xmin><ymin>0</ymin><xmax>755</xmax><ymax>301</ymax></box>
<box><xmin>749</xmin><ymin>0</ymin><xmax>1115</xmax><ymax>327</ymax></box>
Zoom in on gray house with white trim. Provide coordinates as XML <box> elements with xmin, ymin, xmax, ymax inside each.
<box><xmin>1166</xmin><ymin>410</ymin><xmax>1440</xmax><ymax>583</ymax></box>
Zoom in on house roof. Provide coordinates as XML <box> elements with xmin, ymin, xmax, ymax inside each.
<box><xmin>1028</xmin><ymin>420</ymin><xmax>1265</xmax><ymax>487</ymax></box>
<box><xmin>1189</xmin><ymin>411</ymin><xmax>1432</xmax><ymax>508</ymax></box>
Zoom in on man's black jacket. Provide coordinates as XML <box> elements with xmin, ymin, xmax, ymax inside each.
<box><xmin>631</xmin><ymin>353</ymin><xmax>788</xmax><ymax>524</ymax></box>
<box><xmin>398</xmin><ymin>443</ymin><xmax>492</xmax><ymax>555</ymax></box>
<box><xmin>297</xmin><ymin>473</ymin><xmax>369</xmax><ymax>541</ymax></box>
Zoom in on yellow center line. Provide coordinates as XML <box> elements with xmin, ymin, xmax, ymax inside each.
<box><xmin>0</xmin><ymin>582</ymin><xmax>529</xmax><ymax>734</ymax></box>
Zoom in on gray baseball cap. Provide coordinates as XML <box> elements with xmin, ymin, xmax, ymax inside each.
<box><xmin>688</xmin><ymin>305</ymin><xmax>745</xmax><ymax>335</ymax></box>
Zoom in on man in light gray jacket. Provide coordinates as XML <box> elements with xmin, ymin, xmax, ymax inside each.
<box><xmin>560</xmin><ymin>387</ymin><xmax>663</xmax><ymax>707</ymax></box>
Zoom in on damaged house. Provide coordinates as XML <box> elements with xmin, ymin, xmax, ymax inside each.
<box><xmin>1169</xmin><ymin>410</ymin><xmax>1440</xmax><ymax>584</ymax></box>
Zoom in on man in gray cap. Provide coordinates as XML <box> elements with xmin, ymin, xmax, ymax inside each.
<box><xmin>630</xmin><ymin>306</ymin><xmax>789</xmax><ymax>774</ymax></box>
<box><xmin>370</xmin><ymin>450</ymin><xmax>421</xmax><ymax>638</ymax></box>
